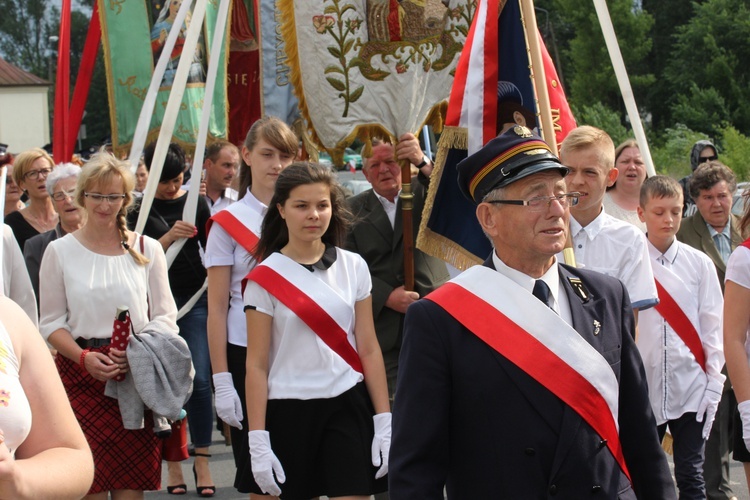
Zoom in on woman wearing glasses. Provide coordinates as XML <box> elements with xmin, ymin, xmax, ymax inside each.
<box><xmin>23</xmin><ymin>163</ymin><xmax>83</xmax><ymax>309</ymax></box>
<box><xmin>39</xmin><ymin>153</ymin><xmax>178</xmax><ymax>498</ymax></box>
<box><xmin>5</xmin><ymin>147</ymin><xmax>58</xmax><ymax>250</ymax></box>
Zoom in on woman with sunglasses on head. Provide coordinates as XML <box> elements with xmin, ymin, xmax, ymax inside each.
<box><xmin>128</xmin><ymin>141</ymin><xmax>214</xmax><ymax>496</ymax></box>
<box><xmin>5</xmin><ymin>148</ymin><xmax>58</xmax><ymax>251</ymax></box>
<box><xmin>39</xmin><ymin>153</ymin><xmax>178</xmax><ymax>499</ymax></box>
<box><xmin>205</xmin><ymin>116</ymin><xmax>297</xmax><ymax>493</ymax></box>
<box><xmin>241</xmin><ymin>163</ymin><xmax>390</xmax><ymax>499</ymax></box>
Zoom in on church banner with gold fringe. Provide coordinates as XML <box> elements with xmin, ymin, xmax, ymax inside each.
<box><xmin>278</xmin><ymin>0</ymin><xmax>475</xmax><ymax>159</ymax></box>
<box><xmin>99</xmin><ymin>0</ymin><xmax>228</xmax><ymax>156</ymax></box>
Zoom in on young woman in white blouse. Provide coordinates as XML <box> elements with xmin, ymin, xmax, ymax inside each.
<box><xmin>242</xmin><ymin>163</ymin><xmax>390</xmax><ymax>499</ymax></box>
<box><xmin>205</xmin><ymin>117</ymin><xmax>298</xmax><ymax>492</ymax></box>
<box><xmin>39</xmin><ymin>153</ymin><xmax>178</xmax><ymax>498</ymax></box>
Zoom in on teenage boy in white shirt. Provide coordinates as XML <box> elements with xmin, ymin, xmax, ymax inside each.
<box><xmin>636</xmin><ymin>175</ymin><xmax>724</xmax><ymax>500</ymax></box>
<box><xmin>559</xmin><ymin>126</ymin><xmax>658</xmax><ymax>325</ymax></box>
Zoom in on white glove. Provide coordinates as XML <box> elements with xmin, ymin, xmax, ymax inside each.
<box><xmin>371</xmin><ymin>412</ymin><xmax>392</xmax><ymax>479</ymax></box>
<box><xmin>696</xmin><ymin>377</ymin><xmax>724</xmax><ymax>439</ymax></box>
<box><xmin>248</xmin><ymin>430</ymin><xmax>285</xmax><ymax>496</ymax></box>
<box><xmin>738</xmin><ymin>400</ymin><xmax>750</xmax><ymax>452</ymax></box>
<box><xmin>212</xmin><ymin>372</ymin><xmax>243</xmax><ymax>429</ymax></box>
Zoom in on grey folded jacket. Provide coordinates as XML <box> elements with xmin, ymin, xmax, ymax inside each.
<box><xmin>105</xmin><ymin>325</ymin><xmax>194</xmax><ymax>430</ymax></box>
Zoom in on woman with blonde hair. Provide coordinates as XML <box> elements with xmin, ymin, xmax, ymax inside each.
<box><xmin>39</xmin><ymin>153</ymin><xmax>178</xmax><ymax>498</ymax></box>
<box><xmin>206</xmin><ymin>116</ymin><xmax>297</xmax><ymax>493</ymax></box>
<box><xmin>603</xmin><ymin>139</ymin><xmax>647</xmax><ymax>231</ymax></box>
<box><xmin>5</xmin><ymin>148</ymin><xmax>58</xmax><ymax>250</ymax></box>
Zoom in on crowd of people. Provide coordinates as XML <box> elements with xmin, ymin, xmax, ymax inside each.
<box><xmin>0</xmin><ymin>113</ymin><xmax>749</xmax><ymax>500</ymax></box>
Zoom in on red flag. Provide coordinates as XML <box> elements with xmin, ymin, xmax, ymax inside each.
<box><xmin>53</xmin><ymin>0</ymin><xmax>72</xmax><ymax>162</ymax></box>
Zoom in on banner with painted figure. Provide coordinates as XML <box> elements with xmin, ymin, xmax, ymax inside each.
<box><xmin>417</xmin><ymin>0</ymin><xmax>576</xmax><ymax>271</ymax></box>
<box><xmin>279</xmin><ymin>0</ymin><xmax>476</xmax><ymax>160</ymax></box>
<box><xmin>99</xmin><ymin>0</ymin><xmax>228</xmax><ymax>156</ymax></box>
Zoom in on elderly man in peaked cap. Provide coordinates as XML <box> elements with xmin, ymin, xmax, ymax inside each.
<box><xmin>389</xmin><ymin>126</ymin><xmax>676</xmax><ymax>499</ymax></box>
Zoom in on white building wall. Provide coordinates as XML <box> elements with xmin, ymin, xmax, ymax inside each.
<box><xmin>0</xmin><ymin>86</ymin><xmax>50</xmax><ymax>153</ymax></box>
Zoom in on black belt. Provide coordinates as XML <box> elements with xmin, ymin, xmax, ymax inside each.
<box><xmin>75</xmin><ymin>337</ymin><xmax>110</xmax><ymax>349</ymax></box>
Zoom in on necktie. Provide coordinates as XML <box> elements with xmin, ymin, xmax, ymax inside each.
<box><xmin>532</xmin><ymin>279</ymin><xmax>552</xmax><ymax>309</ymax></box>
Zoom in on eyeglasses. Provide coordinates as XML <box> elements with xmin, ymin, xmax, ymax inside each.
<box><xmin>51</xmin><ymin>188</ymin><xmax>76</xmax><ymax>201</ymax></box>
<box><xmin>84</xmin><ymin>193</ymin><xmax>126</xmax><ymax>204</ymax></box>
<box><xmin>699</xmin><ymin>155</ymin><xmax>717</xmax><ymax>163</ymax></box>
<box><xmin>487</xmin><ymin>192</ymin><xmax>581</xmax><ymax>212</ymax></box>
<box><xmin>23</xmin><ymin>168</ymin><xmax>53</xmax><ymax>180</ymax></box>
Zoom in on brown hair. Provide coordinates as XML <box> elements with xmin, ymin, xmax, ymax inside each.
<box><xmin>76</xmin><ymin>153</ymin><xmax>149</xmax><ymax>265</ymax></box>
<box><xmin>237</xmin><ymin>117</ymin><xmax>298</xmax><ymax>200</ymax></box>
<box><xmin>205</xmin><ymin>140</ymin><xmax>239</xmax><ymax>162</ymax></box>
<box><xmin>639</xmin><ymin>175</ymin><xmax>682</xmax><ymax>208</ymax></box>
<box><xmin>254</xmin><ymin>162</ymin><xmax>351</xmax><ymax>261</ymax></box>
<box><xmin>560</xmin><ymin>126</ymin><xmax>615</xmax><ymax>171</ymax></box>
<box><xmin>688</xmin><ymin>161</ymin><xmax>737</xmax><ymax>200</ymax></box>
<box><xmin>12</xmin><ymin>148</ymin><xmax>54</xmax><ymax>188</ymax></box>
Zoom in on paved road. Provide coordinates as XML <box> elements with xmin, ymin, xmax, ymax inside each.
<box><xmin>146</xmin><ymin>427</ymin><xmax>750</xmax><ymax>499</ymax></box>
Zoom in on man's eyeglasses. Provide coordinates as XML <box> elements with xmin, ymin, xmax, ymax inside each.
<box><xmin>487</xmin><ymin>192</ymin><xmax>581</xmax><ymax>212</ymax></box>
<box><xmin>699</xmin><ymin>155</ymin><xmax>718</xmax><ymax>163</ymax></box>
<box><xmin>51</xmin><ymin>189</ymin><xmax>76</xmax><ymax>202</ymax></box>
<box><xmin>23</xmin><ymin>168</ymin><xmax>53</xmax><ymax>180</ymax></box>
<box><xmin>84</xmin><ymin>193</ymin><xmax>126</xmax><ymax>204</ymax></box>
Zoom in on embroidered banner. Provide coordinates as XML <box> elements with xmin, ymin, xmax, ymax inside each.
<box><xmin>278</xmin><ymin>0</ymin><xmax>475</xmax><ymax>160</ymax></box>
<box><xmin>98</xmin><ymin>0</ymin><xmax>228</xmax><ymax>156</ymax></box>
<box><xmin>417</xmin><ymin>0</ymin><xmax>576</xmax><ymax>270</ymax></box>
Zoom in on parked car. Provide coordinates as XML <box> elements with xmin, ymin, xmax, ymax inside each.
<box><xmin>318</xmin><ymin>147</ymin><xmax>363</xmax><ymax>170</ymax></box>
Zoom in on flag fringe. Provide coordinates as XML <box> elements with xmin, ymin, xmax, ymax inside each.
<box><xmin>417</xmin><ymin>125</ymin><xmax>482</xmax><ymax>271</ymax></box>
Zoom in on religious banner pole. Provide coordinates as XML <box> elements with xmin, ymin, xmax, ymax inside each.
<box><xmin>592</xmin><ymin>0</ymin><xmax>655</xmax><ymax>177</ymax></box>
<box><xmin>399</xmin><ymin>157</ymin><xmax>415</xmax><ymax>291</ymax></box>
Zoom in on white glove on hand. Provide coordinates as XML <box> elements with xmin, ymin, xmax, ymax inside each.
<box><xmin>248</xmin><ymin>430</ymin><xmax>285</xmax><ymax>496</ymax></box>
<box><xmin>696</xmin><ymin>377</ymin><xmax>724</xmax><ymax>439</ymax></box>
<box><xmin>212</xmin><ymin>372</ymin><xmax>243</xmax><ymax>429</ymax></box>
<box><xmin>738</xmin><ymin>400</ymin><xmax>750</xmax><ymax>452</ymax></box>
<box><xmin>371</xmin><ymin>412</ymin><xmax>392</xmax><ymax>479</ymax></box>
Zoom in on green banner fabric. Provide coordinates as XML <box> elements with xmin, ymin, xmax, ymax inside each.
<box><xmin>99</xmin><ymin>0</ymin><xmax>228</xmax><ymax>157</ymax></box>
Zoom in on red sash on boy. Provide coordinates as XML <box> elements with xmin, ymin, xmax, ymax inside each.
<box><xmin>652</xmin><ymin>262</ymin><xmax>707</xmax><ymax>372</ymax></box>
<box><xmin>426</xmin><ymin>265</ymin><xmax>631</xmax><ymax>481</ymax></box>
<box><xmin>206</xmin><ymin>203</ymin><xmax>261</xmax><ymax>256</ymax></box>
<box><xmin>741</xmin><ymin>237</ymin><xmax>750</xmax><ymax>250</ymax></box>
<box><xmin>245</xmin><ymin>252</ymin><xmax>364</xmax><ymax>374</ymax></box>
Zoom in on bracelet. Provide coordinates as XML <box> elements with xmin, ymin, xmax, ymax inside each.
<box><xmin>79</xmin><ymin>348</ymin><xmax>90</xmax><ymax>371</ymax></box>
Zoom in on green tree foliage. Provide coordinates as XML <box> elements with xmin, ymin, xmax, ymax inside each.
<box><xmin>665</xmin><ymin>0</ymin><xmax>750</xmax><ymax>136</ymax></box>
<box><xmin>550</xmin><ymin>0</ymin><xmax>654</xmax><ymax>112</ymax></box>
<box><xmin>0</xmin><ymin>0</ymin><xmax>56</xmax><ymax>77</ymax></box>
<box><xmin>571</xmin><ymin>102</ymin><xmax>629</xmax><ymax>146</ymax></box>
<box><xmin>717</xmin><ymin>125</ymin><xmax>750</xmax><ymax>182</ymax></box>
<box><xmin>649</xmin><ymin>124</ymin><xmax>709</xmax><ymax>178</ymax></box>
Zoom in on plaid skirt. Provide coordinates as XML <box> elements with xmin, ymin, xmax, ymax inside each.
<box><xmin>56</xmin><ymin>347</ymin><xmax>162</xmax><ymax>494</ymax></box>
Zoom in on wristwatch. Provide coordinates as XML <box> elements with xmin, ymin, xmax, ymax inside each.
<box><xmin>416</xmin><ymin>155</ymin><xmax>429</xmax><ymax>169</ymax></box>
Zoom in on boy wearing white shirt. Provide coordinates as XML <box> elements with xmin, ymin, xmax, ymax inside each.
<box><xmin>637</xmin><ymin>175</ymin><xmax>725</xmax><ymax>500</ymax></box>
<box><xmin>559</xmin><ymin>126</ymin><xmax>658</xmax><ymax>324</ymax></box>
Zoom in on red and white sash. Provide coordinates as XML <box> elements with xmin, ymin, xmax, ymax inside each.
<box><xmin>207</xmin><ymin>203</ymin><xmax>261</xmax><ymax>256</ymax></box>
<box><xmin>426</xmin><ymin>266</ymin><xmax>630</xmax><ymax>481</ymax></box>
<box><xmin>652</xmin><ymin>263</ymin><xmax>706</xmax><ymax>372</ymax></box>
<box><xmin>245</xmin><ymin>252</ymin><xmax>363</xmax><ymax>374</ymax></box>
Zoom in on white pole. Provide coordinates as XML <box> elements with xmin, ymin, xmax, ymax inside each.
<box><xmin>591</xmin><ymin>0</ymin><xmax>656</xmax><ymax>176</ymax></box>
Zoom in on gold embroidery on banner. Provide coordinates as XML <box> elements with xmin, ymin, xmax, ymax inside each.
<box><xmin>551</xmin><ymin>108</ymin><xmax>562</xmax><ymax>132</ymax></box>
<box><xmin>108</xmin><ymin>0</ymin><xmax>125</xmax><ymax>15</ymax></box>
<box><xmin>118</xmin><ymin>76</ymin><xmax>147</xmax><ymax>101</ymax></box>
<box><xmin>311</xmin><ymin>0</ymin><xmax>475</xmax><ymax>117</ymax></box>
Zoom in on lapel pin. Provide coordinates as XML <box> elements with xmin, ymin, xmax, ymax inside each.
<box><xmin>567</xmin><ymin>277</ymin><xmax>590</xmax><ymax>302</ymax></box>
<box><xmin>593</xmin><ymin>320</ymin><xmax>601</xmax><ymax>336</ymax></box>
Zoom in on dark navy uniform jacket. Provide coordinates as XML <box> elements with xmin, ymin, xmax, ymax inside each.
<box><xmin>389</xmin><ymin>259</ymin><xmax>676</xmax><ymax>499</ymax></box>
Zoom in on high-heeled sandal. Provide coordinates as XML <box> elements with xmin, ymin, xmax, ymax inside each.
<box><xmin>166</xmin><ymin>484</ymin><xmax>187</xmax><ymax>495</ymax></box>
<box><xmin>193</xmin><ymin>453</ymin><xmax>216</xmax><ymax>497</ymax></box>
